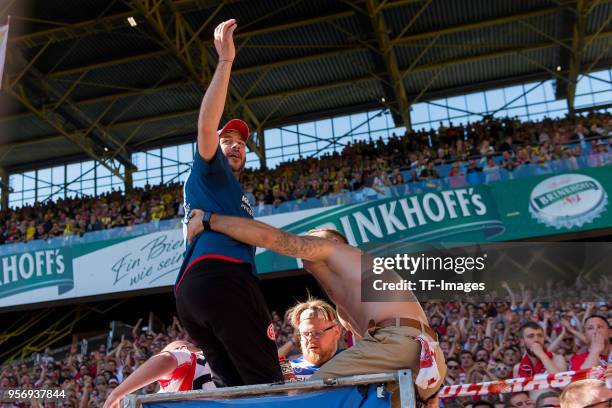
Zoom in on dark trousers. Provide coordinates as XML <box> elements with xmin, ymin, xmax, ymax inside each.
<box><xmin>175</xmin><ymin>258</ymin><xmax>283</xmax><ymax>387</ymax></box>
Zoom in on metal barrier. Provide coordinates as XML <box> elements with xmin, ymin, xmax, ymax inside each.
<box><xmin>123</xmin><ymin>370</ymin><xmax>416</xmax><ymax>408</ymax></box>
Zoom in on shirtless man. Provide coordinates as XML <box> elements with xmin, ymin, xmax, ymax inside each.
<box><xmin>187</xmin><ymin>210</ymin><xmax>446</xmax><ymax>405</ymax></box>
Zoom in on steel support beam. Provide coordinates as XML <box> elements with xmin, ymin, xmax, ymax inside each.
<box><xmin>566</xmin><ymin>0</ymin><xmax>587</xmax><ymax>114</ymax></box>
<box><xmin>5</xmin><ymin>83</ymin><xmax>127</xmax><ymax>180</ymax></box>
<box><xmin>364</xmin><ymin>0</ymin><xmax>414</xmax><ymax>129</ymax></box>
<box><xmin>41</xmin><ymin>11</ymin><xmax>356</xmax><ymax>80</ymax></box>
<box><xmin>0</xmin><ymin>167</ymin><xmax>9</xmax><ymax>210</ymax></box>
<box><xmin>4</xmin><ymin>50</ymin><xmax>135</xmax><ymax>178</ymax></box>
<box><xmin>130</xmin><ymin>0</ymin><xmax>211</xmax><ymax>87</ymax></box>
<box><xmin>4</xmin><ymin>31</ymin><xmax>611</xmax><ymax>151</ymax></box>
<box><xmin>394</xmin><ymin>6</ymin><xmax>562</xmax><ymax>44</ymax></box>
<box><xmin>124</xmin><ymin>166</ymin><xmax>134</xmax><ymax>192</ymax></box>
<box><xmin>33</xmin><ymin>7</ymin><xmax>562</xmax><ymax>84</ymax></box>
<box><xmin>256</xmin><ymin>127</ymin><xmax>266</xmax><ymax>169</ymax></box>
<box><xmin>127</xmin><ymin>0</ymin><xmax>266</xmax><ymax>161</ymax></box>
<box><xmin>9</xmin><ymin>0</ymin><xmax>241</xmax><ymax>48</ymax></box>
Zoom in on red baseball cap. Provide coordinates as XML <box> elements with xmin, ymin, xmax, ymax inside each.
<box><xmin>218</xmin><ymin>119</ymin><xmax>250</xmax><ymax>142</ymax></box>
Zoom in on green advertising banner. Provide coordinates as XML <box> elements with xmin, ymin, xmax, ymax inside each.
<box><xmin>0</xmin><ymin>165</ymin><xmax>610</xmax><ymax>308</ymax></box>
<box><xmin>492</xmin><ymin>167</ymin><xmax>610</xmax><ymax>239</ymax></box>
<box><xmin>0</xmin><ymin>247</ymin><xmax>74</xmax><ymax>299</ymax></box>
<box><xmin>255</xmin><ymin>166</ymin><xmax>612</xmax><ymax>272</ymax></box>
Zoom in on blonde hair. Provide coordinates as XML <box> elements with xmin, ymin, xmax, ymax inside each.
<box><xmin>287</xmin><ymin>297</ymin><xmax>338</xmax><ymax>328</ymax></box>
<box><xmin>559</xmin><ymin>379</ymin><xmax>606</xmax><ymax>408</ymax></box>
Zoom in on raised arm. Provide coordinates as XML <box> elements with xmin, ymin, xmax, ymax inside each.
<box><xmin>103</xmin><ymin>352</ymin><xmax>178</xmax><ymax>408</ymax></box>
<box><xmin>198</xmin><ymin>19</ymin><xmax>237</xmax><ymax>161</ymax></box>
<box><xmin>546</xmin><ymin>327</ymin><xmax>566</xmax><ymax>353</ymax></box>
<box><xmin>188</xmin><ymin>211</ymin><xmax>335</xmax><ymax>262</ymax></box>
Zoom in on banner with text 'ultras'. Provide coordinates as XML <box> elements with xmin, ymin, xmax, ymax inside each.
<box><xmin>0</xmin><ymin>166</ymin><xmax>610</xmax><ymax>309</ymax></box>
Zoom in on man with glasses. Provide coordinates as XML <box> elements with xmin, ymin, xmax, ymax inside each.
<box><xmin>187</xmin><ymin>212</ymin><xmax>447</xmax><ymax>406</ymax></box>
<box><xmin>285</xmin><ymin>298</ymin><xmax>342</xmax><ymax>380</ymax></box>
<box><xmin>444</xmin><ymin>357</ymin><xmax>461</xmax><ymax>385</ymax></box>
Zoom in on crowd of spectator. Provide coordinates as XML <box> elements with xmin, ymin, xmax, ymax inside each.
<box><xmin>1</xmin><ymin>112</ymin><xmax>611</xmax><ymax>246</ymax></box>
<box><xmin>1</xmin><ymin>276</ymin><xmax>609</xmax><ymax>407</ymax></box>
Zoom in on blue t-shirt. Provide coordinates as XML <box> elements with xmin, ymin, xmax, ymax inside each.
<box><xmin>178</xmin><ymin>146</ymin><xmax>256</xmax><ymax>280</ymax></box>
<box><xmin>290</xmin><ymin>349</ymin><xmax>344</xmax><ymax>380</ymax></box>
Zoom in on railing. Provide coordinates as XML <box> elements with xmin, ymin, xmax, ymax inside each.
<box><xmin>124</xmin><ymin>370</ymin><xmax>415</xmax><ymax>408</ymax></box>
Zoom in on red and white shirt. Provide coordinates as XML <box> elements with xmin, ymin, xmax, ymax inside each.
<box><xmin>158</xmin><ymin>347</ymin><xmax>215</xmax><ymax>392</ymax></box>
<box><xmin>569</xmin><ymin>351</ymin><xmax>608</xmax><ymax>371</ymax></box>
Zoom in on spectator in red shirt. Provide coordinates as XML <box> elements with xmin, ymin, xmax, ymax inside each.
<box><xmin>569</xmin><ymin>315</ymin><xmax>610</xmax><ymax>371</ymax></box>
<box><xmin>102</xmin><ymin>340</ymin><xmax>213</xmax><ymax>408</ymax></box>
<box><xmin>514</xmin><ymin>322</ymin><xmax>566</xmax><ymax>377</ymax></box>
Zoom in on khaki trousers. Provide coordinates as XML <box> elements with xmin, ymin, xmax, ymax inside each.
<box><xmin>311</xmin><ymin>325</ymin><xmax>446</xmax><ymax>405</ymax></box>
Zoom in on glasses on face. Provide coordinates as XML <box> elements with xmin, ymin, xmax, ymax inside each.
<box><xmin>300</xmin><ymin>324</ymin><xmax>337</xmax><ymax>340</ymax></box>
<box><xmin>447</xmin><ymin>365</ymin><xmax>459</xmax><ymax>370</ymax></box>
<box><xmin>583</xmin><ymin>398</ymin><xmax>612</xmax><ymax>408</ymax></box>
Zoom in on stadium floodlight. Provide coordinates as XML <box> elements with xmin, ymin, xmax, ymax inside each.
<box><xmin>127</xmin><ymin>16</ymin><xmax>137</xmax><ymax>27</ymax></box>
<box><xmin>556</xmin><ymin>65</ymin><xmax>562</xmax><ymax>71</ymax></box>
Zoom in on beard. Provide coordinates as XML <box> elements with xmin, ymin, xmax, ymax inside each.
<box><xmin>229</xmin><ymin>155</ymin><xmax>246</xmax><ymax>172</ymax></box>
<box><xmin>304</xmin><ymin>347</ymin><xmax>334</xmax><ymax>366</ymax></box>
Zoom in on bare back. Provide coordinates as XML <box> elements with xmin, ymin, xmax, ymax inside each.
<box><xmin>303</xmin><ymin>243</ymin><xmax>427</xmax><ymax>336</ymax></box>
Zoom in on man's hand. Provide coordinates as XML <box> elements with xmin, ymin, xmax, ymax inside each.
<box><xmin>214</xmin><ymin>19</ymin><xmax>237</xmax><ymax>62</ymax></box>
<box><xmin>102</xmin><ymin>391</ymin><xmax>121</xmax><ymax>408</ymax></box>
<box><xmin>589</xmin><ymin>330</ymin><xmax>606</xmax><ymax>355</ymax></box>
<box><xmin>187</xmin><ymin>209</ymin><xmax>205</xmax><ymax>244</ymax></box>
<box><xmin>528</xmin><ymin>342</ymin><xmax>546</xmax><ymax>358</ymax></box>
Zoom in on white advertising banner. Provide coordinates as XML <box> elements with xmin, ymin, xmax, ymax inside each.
<box><xmin>0</xmin><ymin>206</ymin><xmax>331</xmax><ymax>309</ymax></box>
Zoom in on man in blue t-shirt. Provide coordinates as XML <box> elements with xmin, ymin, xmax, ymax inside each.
<box><xmin>285</xmin><ymin>298</ymin><xmax>343</xmax><ymax>380</ymax></box>
<box><xmin>174</xmin><ymin>18</ymin><xmax>282</xmax><ymax>387</ymax></box>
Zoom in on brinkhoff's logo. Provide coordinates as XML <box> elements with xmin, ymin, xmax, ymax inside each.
<box><xmin>528</xmin><ymin>173</ymin><xmax>608</xmax><ymax>229</ymax></box>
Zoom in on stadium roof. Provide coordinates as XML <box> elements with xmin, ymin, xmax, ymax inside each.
<box><xmin>0</xmin><ymin>0</ymin><xmax>610</xmax><ymax>176</ymax></box>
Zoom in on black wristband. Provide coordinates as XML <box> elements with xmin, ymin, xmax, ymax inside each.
<box><xmin>202</xmin><ymin>211</ymin><xmax>213</xmax><ymax>232</ymax></box>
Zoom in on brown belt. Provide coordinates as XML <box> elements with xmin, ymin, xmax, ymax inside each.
<box><xmin>369</xmin><ymin>317</ymin><xmax>438</xmax><ymax>340</ymax></box>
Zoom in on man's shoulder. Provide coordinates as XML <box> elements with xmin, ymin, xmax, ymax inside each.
<box><xmin>191</xmin><ymin>145</ymin><xmax>230</xmax><ymax>177</ymax></box>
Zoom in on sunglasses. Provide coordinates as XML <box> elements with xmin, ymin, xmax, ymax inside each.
<box><xmin>448</xmin><ymin>365</ymin><xmax>459</xmax><ymax>370</ymax></box>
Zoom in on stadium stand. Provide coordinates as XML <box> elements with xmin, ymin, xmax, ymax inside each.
<box><xmin>1</xmin><ymin>281</ymin><xmax>609</xmax><ymax>407</ymax></box>
<box><xmin>0</xmin><ymin>113</ymin><xmax>610</xmax><ymax>245</ymax></box>
<box><xmin>1</xmin><ymin>0</ymin><xmax>611</xmax><ymax>407</ymax></box>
